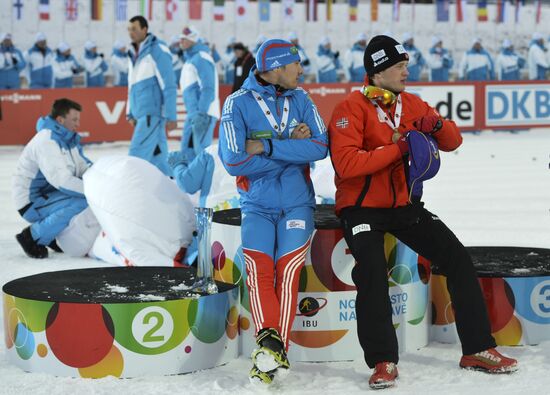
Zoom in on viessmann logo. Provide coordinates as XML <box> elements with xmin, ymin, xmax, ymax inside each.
<box><xmin>96</xmin><ymin>101</ymin><xmax>126</xmax><ymax>124</ymax></box>
<box><xmin>1</xmin><ymin>93</ymin><xmax>42</xmax><ymax>103</ymax></box>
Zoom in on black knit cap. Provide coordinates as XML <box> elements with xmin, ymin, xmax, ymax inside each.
<box><xmin>363</xmin><ymin>35</ymin><xmax>409</xmax><ymax>77</ymax></box>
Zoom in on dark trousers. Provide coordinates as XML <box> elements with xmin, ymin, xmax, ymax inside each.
<box><xmin>341</xmin><ymin>203</ymin><xmax>496</xmax><ymax>368</ymax></box>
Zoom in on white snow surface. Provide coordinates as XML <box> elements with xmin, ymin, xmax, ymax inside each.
<box><xmin>1</xmin><ymin>133</ymin><xmax>549</xmax><ymax>395</ymax></box>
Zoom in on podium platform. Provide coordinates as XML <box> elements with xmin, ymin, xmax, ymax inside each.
<box><xmin>3</xmin><ymin>267</ymin><xmax>239</xmax><ymax>378</ymax></box>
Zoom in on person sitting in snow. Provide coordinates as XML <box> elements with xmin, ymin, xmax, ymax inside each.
<box><xmin>13</xmin><ymin>98</ymin><xmax>91</xmax><ymax>259</ymax></box>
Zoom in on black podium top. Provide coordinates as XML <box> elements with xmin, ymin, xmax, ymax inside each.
<box><xmin>467</xmin><ymin>247</ymin><xmax>550</xmax><ymax>278</ymax></box>
<box><xmin>2</xmin><ymin>267</ymin><xmax>235</xmax><ymax>303</ymax></box>
<box><xmin>213</xmin><ymin>204</ymin><xmax>340</xmax><ymax>229</ymax></box>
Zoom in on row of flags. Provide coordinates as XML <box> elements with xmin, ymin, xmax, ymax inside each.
<box><xmin>11</xmin><ymin>0</ymin><xmax>546</xmax><ymax>24</ymax></box>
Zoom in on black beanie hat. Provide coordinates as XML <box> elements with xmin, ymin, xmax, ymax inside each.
<box><xmin>363</xmin><ymin>35</ymin><xmax>409</xmax><ymax>77</ymax></box>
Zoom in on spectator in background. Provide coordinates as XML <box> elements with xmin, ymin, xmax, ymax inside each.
<box><xmin>0</xmin><ymin>33</ymin><xmax>26</xmax><ymax>89</ymax></box>
<box><xmin>110</xmin><ymin>40</ymin><xmax>128</xmax><ymax>87</ymax></box>
<box><xmin>528</xmin><ymin>32</ymin><xmax>549</xmax><ymax>80</ymax></box>
<box><xmin>222</xmin><ymin>36</ymin><xmax>236</xmax><ymax>85</ymax></box>
<box><xmin>127</xmin><ymin>15</ymin><xmax>177</xmax><ymax>176</ymax></box>
<box><xmin>316</xmin><ymin>36</ymin><xmax>341</xmax><ymax>83</ymax></box>
<box><xmin>232</xmin><ymin>42</ymin><xmax>254</xmax><ymax>92</ymax></box>
<box><xmin>83</xmin><ymin>40</ymin><xmax>108</xmax><ymax>87</ymax></box>
<box><xmin>345</xmin><ymin>32</ymin><xmax>367</xmax><ymax>83</ymax></box>
<box><xmin>288</xmin><ymin>32</ymin><xmax>311</xmax><ymax>82</ymax></box>
<box><xmin>427</xmin><ymin>36</ymin><xmax>453</xmax><ymax>82</ymax></box>
<box><xmin>402</xmin><ymin>32</ymin><xmax>425</xmax><ymax>82</ymax></box>
<box><xmin>179</xmin><ymin>26</ymin><xmax>220</xmax><ymax>161</ymax></box>
<box><xmin>13</xmin><ymin>98</ymin><xmax>91</xmax><ymax>259</ymax></box>
<box><xmin>252</xmin><ymin>34</ymin><xmax>267</xmax><ymax>57</ymax></box>
<box><xmin>52</xmin><ymin>42</ymin><xmax>83</xmax><ymax>88</ymax></box>
<box><xmin>26</xmin><ymin>32</ymin><xmax>53</xmax><ymax>89</ymax></box>
<box><xmin>459</xmin><ymin>38</ymin><xmax>494</xmax><ymax>81</ymax></box>
<box><xmin>496</xmin><ymin>39</ymin><xmax>525</xmax><ymax>81</ymax></box>
<box><xmin>169</xmin><ymin>35</ymin><xmax>184</xmax><ymax>86</ymax></box>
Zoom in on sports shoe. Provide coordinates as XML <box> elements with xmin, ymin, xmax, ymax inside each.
<box><xmin>369</xmin><ymin>362</ymin><xmax>398</xmax><ymax>390</ymax></box>
<box><xmin>460</xmin><ymin>348</ymin><xmax>518</xmax><ymax>373</ymax></box>
<box><xmin>15</xmin><ymin>227</ymin><xmax>48</xmax><ymax>259</ymax></box>
<box><xmin>249</xmin><ymin>365</ymin><xmax>276</xmax><ymax>385</ymax></box>
<box><xmin>251</xmin><ymin>328</ymin><xmax>290</xmax><ymax>373</ymax></box>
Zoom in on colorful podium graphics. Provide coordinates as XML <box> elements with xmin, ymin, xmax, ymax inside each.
<box><xmin>211</xmin><ymin>206</ymin><xmax>430</xmax><ymax>361</ymax></box>
<box><xmin>431</xmin><ymin>247</ymin><xmax>550</xmax><ymax>346</ymax></box>
<box><xmin>3</xmin><ymin>267</ymin><xmax>239</xmax><ymax>378</ymax></box>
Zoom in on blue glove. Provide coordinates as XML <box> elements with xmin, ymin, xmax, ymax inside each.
<box><xmin>190</xmin><ymin>112</ymin><xmax>210</xmax><ymax>136</ymax></box>
<box><xmin>167</xmin><ymin>151</ymin><xmax>189</xmax><ymax>169</ymax></box>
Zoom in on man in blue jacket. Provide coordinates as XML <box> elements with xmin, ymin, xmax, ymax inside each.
<box><xmin>218</xmin><ymin>38</ymin><xmax>328</xmax><ymax>384</ymax></box>
<box><xmin>427</xmin><ymin>36</ymin><xmax>453</xmax><ymax>82</ymax></box>
<box><xmin>13</xmin><ymin>98</ymin><xmax>91</xmax><ymax>259</ymax></box>
<box><xmin>496</xmin><ymin>39</ymin><xmax>525</xmax><ymax>81</ymax></box>
<box><xmin>25</xmin><ymin>32</ymin><xmax>54</xmax><ymax>89</ymax></box>
<box><xmin>344</xmin><ymin>33</ymin><xmax>368</xmax><ymax>83</ymax></box>
<box><xmin>127</xmin><ymin>16</ymin><xmax>177</xmax><ymax>176</ymax></box>
<box><xmin>0</xmin><ymin>33</ymin><xmax>26</xmax><ymax>89</ymax></box>
<box><xmin>459</xmin><ymin>38</ymin><xmax>495</xmax><ymax>81</ymax></box>
<box><xmin>52</xmin><ymin>42</ymin><xmax>83</xmax><ymax>88</ymax></box>
<box><xmin>402</xmin><ymin>32</ymin><xmax>426</xmax><ymax>82</ymax></box>
<box><xmin>316</xmin><ymin>36</ymin><xmax>341</xmax><ymax>83</ymax></box>
<box><xmin>179</xmin><ymin>26</ymin><xmax>220</xmax><ymax>161</ymax></box>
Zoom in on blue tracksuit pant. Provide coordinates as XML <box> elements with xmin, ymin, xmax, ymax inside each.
<box><xmin>129</xmin><ymin>115</ymin><xmax>170</xmax><ymax>176</ymax></box>
<box><xmin>180</xmin><ymin>114</ymin><xmax>217</xmax><ymax>161</ymax></box>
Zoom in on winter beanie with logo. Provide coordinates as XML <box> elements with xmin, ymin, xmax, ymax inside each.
<box><xmin>255</xmin><ymin>39</ymin><xmax>301</xmax><ymax>72</ymax></box>
<box><xmin>363</xmin><ymin>35</ymin><xmax>409</xmax><ymax>76</ymax></box>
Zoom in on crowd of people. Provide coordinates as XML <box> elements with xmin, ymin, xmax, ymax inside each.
<box><xmin>2</xmin><ymin>30</ymin><xmax>549</xmax><ymax>90</ymax></box>
<box><xmin>12</xmin><ymin>15</ymin><xmax>523</xmax><ymax>391</ymax></box>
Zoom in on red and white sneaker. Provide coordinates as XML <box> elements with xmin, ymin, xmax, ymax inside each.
<box><xmin>369</xmin><ymin>362</ymin><xmax>398</xmax><ymax>390</ymax></box>
<box><xmin>460</xmin><ymin>348</ymin><xmax>518</xmax><ymax>374</ymax></box>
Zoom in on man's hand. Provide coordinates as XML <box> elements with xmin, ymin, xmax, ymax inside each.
<box><xmin>166</xmin><ymin>121</ymin><xmax>177</xmax><ymax>132</ymax></box>
<box><xmin>190</xmin><ymin>113</ymin><xmax>210</xmax><ymax>136</ymax></box>
<box><xmin>291</xmin><ymin>123</ymin><xmax>311</xmax><ymax>139</ymax></box>
<box><xmin>395</xmin><ymin>134</ymin><xmax>409</xmax><ymax>156</ymax></box>
<box><xmin>246</xmin><ymin>140</ymin><xmax>264</xmax><ymax>155</ymax></box>
<box><xmin>167</xmin><ymin>151</ymin><xmax>189</xmax><ymax>169</ymax></box>
<box><xmin>413</xmin><ymin>115</ymin><xmax>443</xmax><ymax>134</ymax></box>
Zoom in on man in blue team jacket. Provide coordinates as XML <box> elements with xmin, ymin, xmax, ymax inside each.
<box><xmin>0</xmin><ymin>33</ymin><xmax>26</xmax><ymax>89</ymax></box>
<box><xmin>127</xmin><ymin>15</ymin><xmax>177</xmax><ymax>176</ymax></box>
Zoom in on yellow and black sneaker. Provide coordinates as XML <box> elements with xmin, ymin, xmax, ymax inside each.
<box><xmin>249</xmin><ymin>365</ymin><xmax>276</xmax><ymax>385</ymax></box>
<box><xmin>252</xmin><ymin>328</ymin><xmax>290</xmax><ymax>373</ymax></box>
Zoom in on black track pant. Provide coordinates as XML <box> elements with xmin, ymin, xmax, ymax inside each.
<box><xmin>341</xmin><ymin>203</ymin><xmax>496</xmax><ymax>368</ymax></box>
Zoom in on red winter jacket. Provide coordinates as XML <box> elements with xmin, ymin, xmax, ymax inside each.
<box><xmin>328</xmin><ymin>90</ymin><xmax>462</xmax><ymax>215</ymax></box>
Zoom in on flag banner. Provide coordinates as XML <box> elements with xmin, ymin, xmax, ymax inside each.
<box><xmin>392</xmin><ymin>0</ymin><xmax>400</xmax><ymax>22</ymax></box>
<box><xmin>213</xmin><ymin>0</ymin><xmax>224</xmax><ymax>21</ymax></box>
<box><xmin>13</xmin><ymin>0</ymin><xmax>24</xmax><ymax>20</ymax></box>
<box><xmin>283</xmin><ymin>0</ymin><xmax>295</xmax><ymax>21</ymax></box>
<box><xmin>139</xmin><ymin>0</ymin><xmax>152</xmax><ymax>20</ymax></box>
<box><xmin>39</xmin><ymin>0</ymin><xmax>50</xmax><ymax>20</ymax></box>
<box><xmin>436</xmin><ymin>0</ymin><xmax>449</xmax><ymax>22</ymax></box>
<box><xmin>66</xmin><ymin>0</ymin><xmax>78</xmax><ymax>21</ymax></box>
<box><xmin>326</xmin><ymin>0</ymin><xmax>333</xmax><ymax>21</ymax></box>
<box><xmin>349</xmin><ymin>0</ymin><xmax>358</xmax><ymax>21</ymax></box>
<box><xmin>306</xmin><ymin>0</ymin><xmax>318</xmax><ymax>22</ymax></box>
<box><xmin>115</xmin><ymin>0</ymin><xmax>127</xmax><ymax>21</ymax></box>
<box><xmin>91</xmin><ymin>0</ymin><xmax>103</xmax><ymax>20</ymax></box>
<box><xmin>235</xmin><ymin>0</ymin><xmax>249</xmax><ymax>21</ymax></box>
<box><xmin>496</xmin><ymin>0</ymin><xmax>510</xmax><ymax>23</ymax></box>
<box><xmin>514</xmin><ymin>0</ymin><xmax>524</xmax><ymax>24</ymax></box>
<box><xmin>456</xmin><ymin>0</ymin><xmax>464</xmax><ymax>22</ymax></box>
<box><xmin>259</xmin><ymin>0</ymin><xmax>270</xmax><ymax>22</ymax></box>
<box><xmin>411</xmin><ymin>0</ymin><xmax>415</xmax><ymax>21</ymax></box>
<box><xmin>477</xmin><ymin>1</ymin><xmax>488</xmax><ymax>22</ymax></box>
<box><xmin>371</xmin><ymin>0</ymin><xmax>378</xmax><ymax>21</ymax></box>
<box><xmin>536</xmin><ymin>0</ymin><xmax>542</xmax><ymax>24</ymax></box>
<box><xmin>166</xmin><ymin>0</ymin><xmax>178</xmax><ymax>21</ymax></box>
<box><xmin>189</xmin><ymin>0</ymin><xmax>202</xmax><ymax>20</ymax></box>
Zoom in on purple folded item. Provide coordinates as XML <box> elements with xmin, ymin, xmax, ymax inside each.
<box><xmin>407</xmin><ymin>130</ymin><xmax>441</xmax><ymax>199</ymax></box>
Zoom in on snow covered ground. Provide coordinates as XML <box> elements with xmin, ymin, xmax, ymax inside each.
<box><xmin>1</xmin><ymin>131</ymin><xmax>549</xmax><ymax>395</ymax></box>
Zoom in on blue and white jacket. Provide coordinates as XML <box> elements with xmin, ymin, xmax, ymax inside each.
<box><xmin>527</xmin><ymin>40</ymin><xmax>549</xmax><ymax>80</ymax></box>
<box><xmin>316</xmin><ymin>44</ymin><xmax>341</xmax><ymax>83</ymax></box>
<box><xmin>12</xmin><ymin>116</ymin><xmax>91</xmax><ymax>210</ymax></box>
<box><xmin>25</xmin><ymin>44</ymin><xmax>54</xmax><ymax>88</ymax></box>
<box><xmin>0</xmin><ymin>44</ymin><xmax>26</xmax><ymax>89</ymax></box>
<box><xmin>459</xmin><ymin>47</ymin><xmax>495</xmax><ymax>81</ymax></box>
<box><xmin>404</xmin><ymin>42</ymin><xmax>426</xmax><ymax>82</ymax></box>
<box><xmin>52</xmin><ymin>52</ymin><xmax>82</xmax><ymax>88</ymax></box>
<box><xmin>222</xmin><ymin>45</ymin><xmax>236</xmax><ymax>85</ymax></box>
<box><xmin>127</xmin><ymin>34</ymin><xmax>177</xmax><ymax>122</ymax></box>
<box><xmin>110</xmin><ymin>48</ymin><xmax>128</xmax><ymax>86</ymax></box>
<box><xmin>170</xmin><ymin>45</ymin><xmax>184</xmax><ymax>86</ymax></box>
<box><xmin>180</xmin><ymin>43</ymin><xmax>220</xmax><ymax>119</ymax></box>
<box><xmin>427</xmin><ymin>46</ymin><xmax>453</xmax><ymax>82</ymax></box>
<box><xmin>345</xmin><ymin>43</ymin><xmax>366</xmax><ymax>83</ymax></box>
<box><xmin>218</xmin><ymin>70</ymin><xmax>328</xmax><ymax>212</ymax></box>
<box><xmin>84</xmin><ymin>49</ymin><xmax>108</xmax><ymax>87</ymax></box>
<box><xmin>173</xmin><ymin>144</ymin><xmax>239</xmax><ymax>211</ymax></box>
<box><xmin>496</xmin><ymin>48</ymin><xmax>525</xmax><ymax>81</ymax></box>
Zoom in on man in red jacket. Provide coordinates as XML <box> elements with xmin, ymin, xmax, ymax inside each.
<box><xmin>328</xmin><ymin>35</ymin><xmax>518</xmax><ymax>390</ymax></box>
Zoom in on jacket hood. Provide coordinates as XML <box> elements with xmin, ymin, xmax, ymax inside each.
<box><xmin>36</xmin><ymin>116</ymin><xmax>81</xmax><ymax>147</ymax></box>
